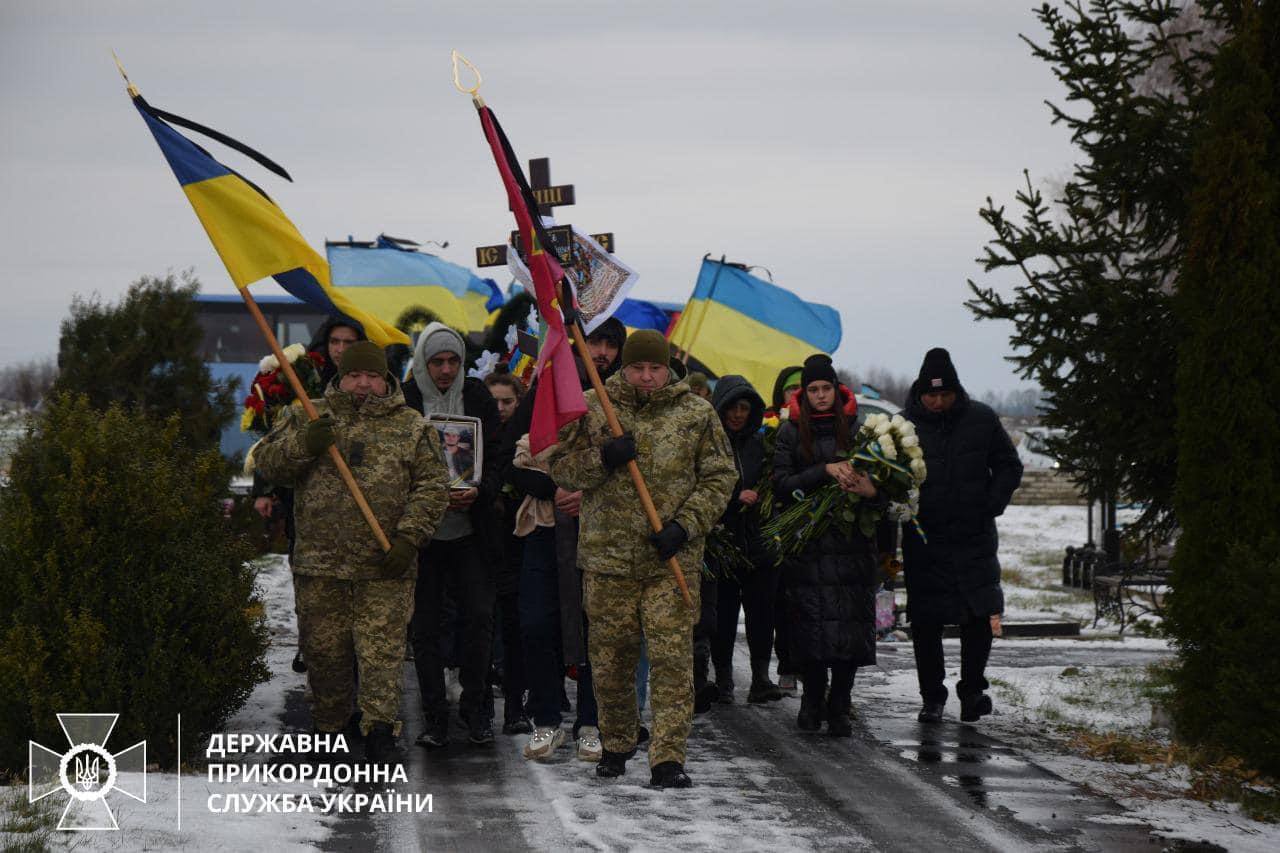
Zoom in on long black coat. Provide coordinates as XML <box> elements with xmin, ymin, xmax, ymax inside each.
<box><xmin>901</xmin><ymin>384</ymin><xmax>1023</xmax><ymax>625</ymax></box>
<box><xmin>773</xmin><ymin>408</ymin><xmax>882</xmax><ymax>667</ymax></box>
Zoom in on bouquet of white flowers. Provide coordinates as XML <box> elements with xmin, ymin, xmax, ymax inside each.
<box><xmin>762</xmin><ymin>412</ymin><xmax>928</xmax><ymax>559</ymax></box>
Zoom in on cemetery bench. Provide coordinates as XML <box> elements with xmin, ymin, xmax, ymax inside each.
<box><xmin>1091</xmin><ymin>556</ymin><xmax>1171</xmax><ymax>634</ymax></box>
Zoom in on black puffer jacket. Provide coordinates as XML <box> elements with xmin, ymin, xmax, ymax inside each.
<box><xmin>710</xmin><ymin>376</ymin><xmax>771</xmax><ymax>568</ymax></box>
<box><xmin>901</xmin><ymin>382</ymin><xmax>1023</xmax><ymax>625</ymax></box>
<box><xmin>772</xmin><ymin>397</ymin><xmax>883</xmax><ymax>667</ymax></box>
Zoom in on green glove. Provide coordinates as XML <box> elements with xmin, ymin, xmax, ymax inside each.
<box><xmin>303</xmin><ymin>415</ymin><xmax>336</xmax><ymax>456</ymax></box>
<box><xmin>376</xmin><ymin>536</ymin><xmax>417</xmax><ymax>579</ymax></box>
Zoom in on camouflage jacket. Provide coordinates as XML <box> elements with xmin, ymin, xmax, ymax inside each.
<box><xmin>254</xmin><ymin>378</ymin><xmax>450</xmax><ymax>580</ymax></box>
<box><xmin>549</xmin><ymin>372</ymin><xmax>736</xmax><ymax>580</ymax></box>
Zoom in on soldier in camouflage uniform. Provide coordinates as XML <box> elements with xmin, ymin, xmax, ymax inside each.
<box><xmin>549</xmin><ymin>330</ymin><xmax>736</xmax><ymax>789</ymax></box>
<box><xmin>255</xmin><ymin>341</ymin><xmax>450</xmax><ymax>763</ymax></box>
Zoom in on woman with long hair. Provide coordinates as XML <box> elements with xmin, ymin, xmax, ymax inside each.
<box><xmin>772</xmin><ymin>354</ymin><xmax>884</xmax><ymax>736</ymax></box>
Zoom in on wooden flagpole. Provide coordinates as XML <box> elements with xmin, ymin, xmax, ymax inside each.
<box><xmin>240</xmin><ymin>288</ymin><xmax>391</xmax><ymax>553</ymax></box>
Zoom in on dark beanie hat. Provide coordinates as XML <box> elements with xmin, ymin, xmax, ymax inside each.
<box><xmin>587</xmin><ymin>316</ymin><xmax>627</xmax><ymax>349</ymax></box>
<box><xmin>800</xmin><ymin>353</ymin><xmax>837</xmax><ymax>388</ymax></box>
<box><xmin>621</xmin><ymin>330</ymin><xmax>670</xmax><ymax>367</ymax></box>
<box><xmin>916</xmin><ymin>347</ymin><xmax>960</xmax><ymax>392</ymax></box>
<box><xmin>339</xmin><ymin>341</ymin><xmax>388</xmax><ymax>377</ymax></box>
<box><xmin>688</xmin><ymin>371</ymin><xmax>709</xmax><ymax>391</ymax></box>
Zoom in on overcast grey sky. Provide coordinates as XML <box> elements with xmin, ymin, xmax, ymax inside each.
<box><xmin>0</xmin><ymin>0</ymin><xmax>1077</xmax><ymax>392</ymax></box>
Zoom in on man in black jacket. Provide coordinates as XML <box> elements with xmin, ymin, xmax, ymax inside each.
<box><xmin>404</xmin><ymin>322</ymin><xmax>502</xmax><ymax>747</ymax></box>
<box><xmin>902</xmin><ymin>348</ymin><xmax>1023</xmax><ymax>725</ymax></box>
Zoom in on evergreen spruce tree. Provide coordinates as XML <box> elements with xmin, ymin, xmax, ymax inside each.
<box><xmin>53</xmin><ymin>272</ymin><xmax>237</xmax><ymax>451</ymax></box>
<box><xmin>966</xmin><ymin>0</ymin><xmax>1221</xmax><ymax>540</ymax></box>
<box><xmin>0</xmin><ymin>397</ymin><xmax>269</xmax><ymax>772</ymax></box>
<box><xmin>1166</xmin><ymin>0</ymin><xmax>1280</xmax><ymax>775</ymax></box>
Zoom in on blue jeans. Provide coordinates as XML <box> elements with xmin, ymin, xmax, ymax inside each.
<box><xmin>519</xmin><ymin>527</ymin><xmax>597</xmax><ymax>728</ymax></box>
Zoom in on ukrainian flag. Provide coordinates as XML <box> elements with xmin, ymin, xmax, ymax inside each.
<box><xmin>327</xmin><ymin>238</ymin><xmax>503</xmax><ymax>335</ymax></box>
<box><xmin>128</xmin><ymin>85</ymin><xmax>407</xmax><ymax>348</ymax></box>
<box><xmin>670</xmin><ymin>258</ymin><xmax>842</xmax><ymax>396</ymax></box>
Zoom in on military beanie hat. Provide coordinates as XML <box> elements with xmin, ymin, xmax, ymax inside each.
<box><xmin>621</xmin><ymin>330</ymin><xmax>670</xmax><ymax>367</ymax></box>
<box><xmin>339</xmin><ymin>340</ymin><xmax>388</xmax><ymax>377</ymax></box>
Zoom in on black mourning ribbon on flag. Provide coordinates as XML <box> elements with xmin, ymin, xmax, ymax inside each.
<box><xmin>133</xmin><ymin>94</ymin><xmax>291</xmax><ymax>202</ymax></box>
<box><xmin>481</xmin><ymin>106</ymin><xmax>579</xmax><ymax>330</ymax></box>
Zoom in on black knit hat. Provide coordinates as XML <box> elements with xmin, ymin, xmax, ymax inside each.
<box><xmin>800</xmin><ymin>353</ymin><xmax>837</xmax><ymax>389</ymax></box>
<box><xmin>587</xmin><ymin>316</ymin><xmax>627</xmax><ymax>350</ymax></box>
<box><xmin>916</xmin><ymin>347</ymin><xmax>960</xmax><ymax>393</ymax></box>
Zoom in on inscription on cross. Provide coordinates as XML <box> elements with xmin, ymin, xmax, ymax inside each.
<box><xmin>475</xmin><ymin>156</ymin><xmax>615</xmax><ymax>268</ymax></box>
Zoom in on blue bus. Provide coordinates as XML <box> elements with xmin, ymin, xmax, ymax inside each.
<box><xmin>195</xmin><ymin>293</ymin><xmax>328</xmax><ymax>458</ymax></box>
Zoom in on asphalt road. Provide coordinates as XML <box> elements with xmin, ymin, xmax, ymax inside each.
<box><xmin>281</xmin><ymin>635</ymin><xmax>1206</xmax><ymax>852</ymax></box>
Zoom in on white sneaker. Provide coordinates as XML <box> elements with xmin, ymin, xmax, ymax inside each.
<box><xmin>576</xmin><ymin>726</ymin><xmax>602</xmax><ymax>762</ymax></box>
<box><xmin>522</xmin><ymin>726</ymin><xmax>565</xmax><ymax>760</ymax></box>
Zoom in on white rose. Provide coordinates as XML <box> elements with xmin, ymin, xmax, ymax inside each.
<box><xmin>897</xmin><ymin>420</ymin><xmax>916</xmax><ymax>437</ymax></box>
<box><xmin>900</xmin><ymin>434</ymin><xmax>919</xmax><ymax>448</ymax></box>
<box><xmin>283</xmin><ymin>343</ymin><xmax>307</xmax><ymax>363</ymax></box>
<box><xmin>891</xmin><ymin>414</ymin><xmax>907</xmax><ymax>429</ymax></box>
<box><xmin>879</xmin><ymin>439</ymin><xmax>897</xmax><ymax>460</ymax></box>
<box><xmin>906</xmin><ymin>445</ymin><xmax>924</xmax><ymax>460</ymax></box>
<box><xmin>874</xmin><ymin>419</ymin><xmax>892</xmax><ymax>436</ymax></box>
<box><xmin>258</xmin><ymin>354</ymin><xmax>279</xmax><ymax>373</ymax></box>
<box><xmin>910</xmin><ymin>458</ymin><xmax>927</xmax><ymax>480</ymax></box>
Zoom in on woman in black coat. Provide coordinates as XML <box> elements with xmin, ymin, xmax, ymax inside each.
<box><xmin>772</xmin><ymin>354</ymin><xmax>885</xmax><ymax>736</ymax></box>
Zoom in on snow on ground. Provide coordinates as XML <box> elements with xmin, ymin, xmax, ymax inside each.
<box><xmin>859</xmin><ymin>637</ymin><xmax>1280</xmax><ymax>852</ymax></box>
<box><xmin>1</xmin><ymin>555</ymin><xmax>336</xmax><ymax>852</ymax></box>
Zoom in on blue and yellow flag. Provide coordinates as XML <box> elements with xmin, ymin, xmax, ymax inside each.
<box><xmin>669</xmin><ymin>258</ymin><xmax>842</xmax><ymax>396</ymax></box>
<box><xmin>327</xmin><ymin>237</ymin><xmax>502</xmax><ymax>335</ymax></box>
<box><xmin>125</xmin><ymin>79</ymin><xmax>408</xmax><ymax>348</ymax></box>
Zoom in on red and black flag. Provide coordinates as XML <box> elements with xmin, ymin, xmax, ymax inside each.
<box><xmin>475</xmin><ymin>104</ymin><xmax>587</xmax><ymax>452</ymax></box>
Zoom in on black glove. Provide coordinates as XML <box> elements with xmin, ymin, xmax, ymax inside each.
<box><xmin>376</xmin><ymin>536</ymin><xmax>417</xmax><ymax>579</ymax></box>
<box><xmin>648</xmin><ymin>520</ymin><xmax>688</xmax><ymax>560</ymax></box>
<box><xmin>303</xmin><ymin>415</ymin><xmax>336</xmax><ymax>456</ymax></box>
<box><xmin>600</xmin><ymin>433</ymin><xmax>637</xmax><ymax>471</ymax></box>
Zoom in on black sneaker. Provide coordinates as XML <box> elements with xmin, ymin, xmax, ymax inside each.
<box><xmin>960</xmin><ymin>694</ymin><xmax>993</xmax><ymax>723</ymax></box>
<box><xmin>650</xmin><ymin>761</ymin><xmax>692</xmax><ymax>789</ymax></box>
<box><xmin>467</xmin><ymin>714</ymin><xmax>495</xmax><ymax>745</ymax></box>
<box><xmin>364</xmin><ymin>723</ymin><xmax>398</xmax><ymax>764</ymax></box>
<box><xmin>917</xmin><ymin>702</ymin><xmax>945</xmax><ymax>724</ymax></box>
<box><xmin>596</xmin><ymin>748</ymin><xmax>635</xmax><ymax>778</ymax></box>
<box><xmin>716</xmin><ymin>682</ymin><xmax>736</xmax><ymax>705</ymax></box>
<box><xmin>827</xmin><ymin>713</ymin><xmax>852</xmax><ymax>737</ymax></box>
<box><xmin>291</xmin><ymin>650</ymin><xmax>307</xmax><ymax>673</ymax></box>
<box><xmin>415</xmin><ymin>716</ymin><xmax>449</xmax><ymax>749</ymax></box>
<box><xmin>503</xmin><ymin>715</ymin><xmax>533</xmax><ymax>735</ymax></box>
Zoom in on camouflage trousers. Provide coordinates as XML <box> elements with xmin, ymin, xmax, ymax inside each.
<box><xmin>583</xmin><ymin>571</ymin><xmax>699</xmax><ymax>767</ymax></box>
<box><xmin>293</xmin><ymin>574</ymin><xmax>415</xmax><ymax>735</ymax></box>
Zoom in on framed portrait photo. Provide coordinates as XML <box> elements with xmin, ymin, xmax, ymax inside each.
<box><xmin>426</xmin><ymin>414</ymin><xmax>483</xmax><ymax>489</ymax></box>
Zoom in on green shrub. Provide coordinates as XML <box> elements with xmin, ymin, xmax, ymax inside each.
<box><xmin>52</xmin><ymin>272</ymin><xmax>237</xmax><ymax>452</ymax></box>
<box><xmin>0</xmin><ymin>395</ymin><xmax>268</xmax><ymax>774</ymax></box>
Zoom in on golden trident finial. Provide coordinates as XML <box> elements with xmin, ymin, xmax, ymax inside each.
<box><xmin>112</xmin><ymin>50</ymin><xmax>139</xmax><ymax>97</ymax></box>
<box><xmin>451</xmin><ymin>50</ymin><xmax>484</xmax><ymax>107</ymax></box>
